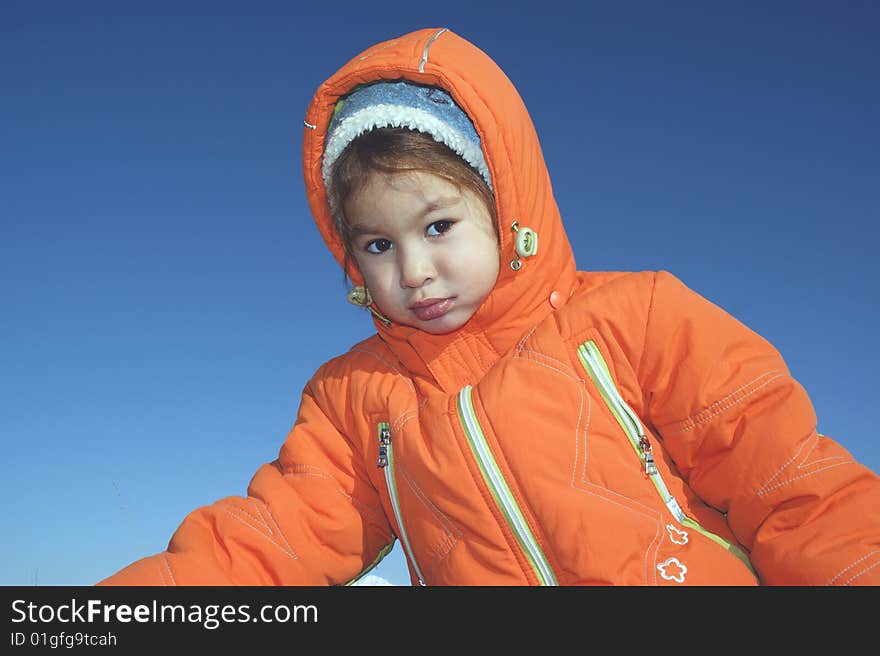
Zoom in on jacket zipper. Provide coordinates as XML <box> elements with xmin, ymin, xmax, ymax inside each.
<box><xmin>576</xmin><ymin>340</ymin><xmax>758</xmax><ymax>579</ymax></box>
<box><xmin>457</xmin><ymin>386</ymin><xmax>558</xmax><ymax>585</ymax></box>
<box><xmin>376</xmin><ymin>422</ymin><xmax>426</xmax><ymax>586</ymax></box>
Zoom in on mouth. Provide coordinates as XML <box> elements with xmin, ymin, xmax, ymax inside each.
<box><xmin>409</xmin><ymin>297</ymin><xmax>454</xmax><ymax>322</ymax></box>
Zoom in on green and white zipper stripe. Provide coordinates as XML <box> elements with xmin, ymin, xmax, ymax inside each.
<box><xmin>577</xmin><ymin>340</ymin><xmax>757</xmax><ymax>578</ymax></box>
<box><xmin>377</xmin><ymin>422</ymin><xmax>426</xmax><ymax>586</ymax></box>
<box><xmin>457</xmin><ymin>386</ymin><xmax>558</xmax><ymax>586</ymax></box>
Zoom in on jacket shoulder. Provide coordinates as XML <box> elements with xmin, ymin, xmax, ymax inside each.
<box><xmin>311</xmin><ymin>334</ymin><xmax>404</xmax><ymax>383</ymax></box>
<box><xmin>565</xmin><ymin>269</ymin><xmax>660</xmax><ymax>333</ymax></box>
<box><xmin>306</xmin><ymin>334</ymin><xmax>411</xmax><ymax>421</ymax></box>
<box><xmin>571</xmin><ymin>270</ymin><xmax>700</xmax><ymax>327</ymax></box>
<box><xmin>574</xmin><ymin>269</ymin><xmax>686</xmax><ymax>296</ymax></box>
<box><xmin>560</xmin><ymin>269</ymin><xmax>694</xmax><ymax>376</ymax></box>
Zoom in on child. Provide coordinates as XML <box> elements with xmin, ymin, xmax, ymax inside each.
<box><xmin>100</xmin><ymin>28</ymin><xmax>880</xmax><ymax>586</ymax></box>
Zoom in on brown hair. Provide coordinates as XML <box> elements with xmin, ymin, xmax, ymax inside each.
<box><xmin>327</xmin><ymin>127</ymin><xmax>497</xmax><ymax>280</ymax></box>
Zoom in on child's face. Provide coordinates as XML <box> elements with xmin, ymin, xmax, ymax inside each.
<box><xmin>345</xmin><ymin>170</ymin><xmax>500</xmax><ymax>335</ymax></box>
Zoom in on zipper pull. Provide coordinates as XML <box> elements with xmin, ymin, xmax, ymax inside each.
<box><xmin>639</xmin><ymin>435</ymin><xmax>657</xmax><ymax>476</ymax></box>
<box><xmin>377</xmin><ymin>423</ymin><xmax>391</xmax><ymax>468</ymax></box>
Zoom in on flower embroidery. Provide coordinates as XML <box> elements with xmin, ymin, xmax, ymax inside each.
<box><xmin>657</xmin><ymin>557</ymin><xmax>688</xmax><ymax>583</ymax></box>
<box><xmin>666</xmin><ymin>524</ymin><xmax>689</xmax><ymax>545</ymax></box>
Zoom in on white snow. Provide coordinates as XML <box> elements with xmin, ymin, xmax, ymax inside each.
<box><xmin>352</xmin><ymin>574</ymin><xmax>394</xmax><ymax>586</ymax></box>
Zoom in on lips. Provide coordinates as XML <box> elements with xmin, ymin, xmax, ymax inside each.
<box><xmin>409</xmin><ymin>297</ymin><xmax>453</xmax><ymax>321</ymax></box>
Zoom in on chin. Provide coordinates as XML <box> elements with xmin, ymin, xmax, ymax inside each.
<box><xmin>415</xmin><ymin>312</ymin><xmax>472</xmax><ymax>335</ymax></box>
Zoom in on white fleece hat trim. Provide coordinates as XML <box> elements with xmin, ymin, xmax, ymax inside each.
<box><xmin>321</xmin><ymin>104</ymin><xmax>492</xmax><ymax>191</ymax></box>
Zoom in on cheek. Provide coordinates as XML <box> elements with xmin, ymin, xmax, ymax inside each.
<box><xmin>355</xmin><ymin>258</ymin><xmax>395</xmax><ymax>294</ymax></box>
<box><xmin>351</xmin><ymin>252</ymin><xmax>375</xmax><ymax>280</ymax></box>
<box><xmin>481</xmin><ymin>259</ymin><xmax>501</xmax><ymax>293</ymax></box>
<box><xmin>456</xmin><ymin>237</ymin><xmax>500</xmax><ymax>281</ymax></box>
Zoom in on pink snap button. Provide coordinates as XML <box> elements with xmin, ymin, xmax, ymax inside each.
<box><xmin>549</xmin><ymin>291</ymin><xmax>563</xmax><ymax>308</ymax></box>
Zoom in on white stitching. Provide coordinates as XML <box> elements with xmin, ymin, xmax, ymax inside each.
<box><xmin>661</xmin><ymin>371</ymin><xmax>787</xmax><ymax>434</ymax></box>
<box><xmin>220</xmin><ymin>500</ymin><xmax>298</xmax><ymax>560</ymax></box>
<box><xmin>567</xmin><ymin>355</ymin><xmax>658</xmax><ymax>518</ymax></box>
<box><xmin>155</xmin><ymin>558</ymin><xmax>168</xmax><ymax>586</ymax></box>
<box><xmin>517</xmin><ymin>348</ymin><xmax>578</xmax><ymax>377</ymax></box>
<box><xmin>401</xmin><ymin>467</ymin><xmax>461</xmax><ymax>538</ymax></box>
<box><xmin>756</xmin><ymin>430</ymin><xmax>854</xmax><ymax>496</ymax></box>
<box><xmin>563</xmin><ymin>339</ymin><xmax>661</xmax><ymax>583</ymax></box>
<box><xmin>349</xmin><ymin>345</ymin><xmax>401</xmax><ymax>372</ymax></box>
<box><xmin>647</xmin><ymin>521</ymin><xmax>662</xmax><ymax>585</ymax></box>
<box><xmin>160</xmin><ymin>554</ymin><xmax>176</xmax><ymax>586</ymax></box>
<box><xmin>570</xmin><ymin>477</ymin><xmax>661</xmax><ymax>519</ymax></box>
<box><xmin>283</xmin><ymin>464</ymin><xmax>385</xmax><ymax>520</ymax></box>
<box><xmin>760</xmin><ymin>432</ymin><xmax>840</xmax><ymax>487</ymax></box>
<box><xmin>760</xmin><ymin>433</ymin><xmax>815</xmax><ymax>489</ymax></box>
<box><xmin>515</xmin><ymin>325</ymin><xmax>540</xmax><ymax>352</ymax></box>
<box><xmin>400</xmin><ymin>467</ymin><xmax>462</xmax><ymax>578</ymax></box>
<box><xmin>758</xmin><ymin>462</ymin><xmax>855</xmax><ymax>495</ymax></box>
<box><xmin>843</xmin><ymin>558</ymin><xmax>880</xmax><ymax>585</ymax></box>
<box><xmin>514</xmin><ymin>326</ymin><xmax>578</xmax><ymax>377</ymax></box>
<box><xmin>515</xmin><ymin>351</ymin><xmax>579</xmax><ymax>380</ymax></box>
<box><xmin>256</xmin><ymin>504</ymin><xmax>298</xmax><ymax>558</ymax></box>
<box><xmin>569</xmin><ymin>379</ymin><xmax>589</xmax><ymax>487</ymax></box>
<box><xmin>391</xmin><ymin>409</ymin><xmax>419</xmax><ymax>433</ymax></box>
<box><xmin>349</xmin><ymin>345</ymin><xmax>417</xmax><ymax>394</ymax></box>
<box><xmin>220</xmin><ymin>509</ymin><xmax>297</xmax><ymax>559</ymax></box>
<box><xmin>828</xmin><ymin>549</ymin><xmax>880</xmax><ymax>585</ymax></box>
<box><xmin>383</xmin><ymin>410</ymin><xmax>460</xmax><ymax>581</ymax></box>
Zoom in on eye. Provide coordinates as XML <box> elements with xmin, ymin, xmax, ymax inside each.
<box><xmin>364</xmin><ymin>238</ymin><xmax>393</xmax><ymax>254</ymax></box>
<box><xmin>427</xmin><ymin>220</ymin><xmax>454</xmax><ymax>236</ymax></box>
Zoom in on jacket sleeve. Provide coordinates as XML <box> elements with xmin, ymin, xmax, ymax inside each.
<box><xmin>98</xmin><ymin>371</ymin><xmax>394</xmax><ymax>586</ymax></box>
<box><xmin>638</xmin><ymin>270</ymin><xmax>880</xmax><ymax>585</ymax></box>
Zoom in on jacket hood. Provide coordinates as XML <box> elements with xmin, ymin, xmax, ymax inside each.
<box><xmin>302</xmin><ymin>28</ymin><xmax>577</xmax><ymax>392</ymax></box>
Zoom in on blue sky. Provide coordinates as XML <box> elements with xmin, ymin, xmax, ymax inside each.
<box><xmin>2</xmin><ymin>1</ymin><xmax>878</xmax><ymax>586</ymax></box>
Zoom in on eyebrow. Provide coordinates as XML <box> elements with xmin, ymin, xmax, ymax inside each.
<box><xmin>349</xmin><ymin>196</ymin><xmax>459</xmax><ymax>237</ymax></box>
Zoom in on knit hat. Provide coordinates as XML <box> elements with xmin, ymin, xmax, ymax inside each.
<box><xmin>321</xmin><ymin>80</ymin><xmax>492</xmax><ymax>191</ymax></box>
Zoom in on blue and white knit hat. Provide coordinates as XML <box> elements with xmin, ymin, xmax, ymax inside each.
<box><xmin>321</xmin><ymin>80</ymin><xmax>492</xmax><ymax>191</ymax></box>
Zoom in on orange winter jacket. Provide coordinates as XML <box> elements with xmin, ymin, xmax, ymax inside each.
<box><xmin>100</xmin><ymin>28</ymin><xmax>880</xmax><ymax>586</ymax></box>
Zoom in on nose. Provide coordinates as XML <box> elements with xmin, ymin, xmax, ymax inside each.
<box><xmin>398</xmin><ymin>245</ymin><xmax>436</xmax><ymax>289</ymax></box>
